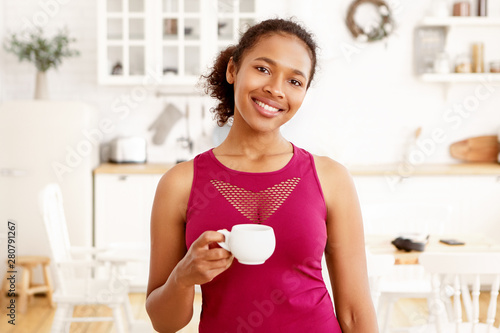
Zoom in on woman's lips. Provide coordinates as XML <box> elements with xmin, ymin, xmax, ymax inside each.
<box><xmin>252</xmin><ymin>98</ymin><xmax>284</xmax><ymax>117</ymax></box>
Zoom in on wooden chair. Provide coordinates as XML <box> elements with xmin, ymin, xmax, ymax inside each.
<box><xmin>40</xmin><ymin>183</ymin><xmax>154</xmax><ymax>333</ymax></box>
<box><xmin>409</xmin><ymin>252</ymin><xmax>500</xmax><ymax>333</ymax></box>
<box><xmin>1</xmin><ymin>255</ymin><xmax>54</xmax><ymax>313</ymax></box>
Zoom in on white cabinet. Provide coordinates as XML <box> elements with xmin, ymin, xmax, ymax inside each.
<box><xmin>94</xmin><ymin>172</ymin><xmax>162</xmax><ymax>290</ymax></box>
<box><xmin>354</xmin><ymin>176</ymin><xmax>460</xmax><ymax>235</ymax></box>
<box><xmin>453</xmin><ymin>175</ymin><xmax>500</xmax><ymax>236</ymax></box>
<box><xmin>97</xmin><ymin>0</ymin><xmax>260</xmax><ymax>87</ymax></box>
<box><xmin>94</xmin><ymin>173</ymin><xmax>160</xmax><ymax>245</ymax></box>
<box><xmin>415</xmin><ymin>16</ymin><xmax>500</xmax><ymax>83</ymax></box>
<box><xmin>354</xmin><ymin>174</ymin><xmax>500</xmax><ymax>239</ymax></box>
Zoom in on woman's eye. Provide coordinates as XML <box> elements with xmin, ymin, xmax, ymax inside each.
<box><xmin>290</xmin><ymin>79</ymin><xmax>302</xmax><ymax>87</ymax></box>
<box><xmin>256</xmin><ymin>67</ymin><xmax>269</xmax><ymax>74</ymax></box>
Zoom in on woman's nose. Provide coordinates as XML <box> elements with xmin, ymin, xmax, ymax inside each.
<box><xmin>264</xmin><ymin>78</ymin><xmax>285</xmax><ymax>98</ymax></box>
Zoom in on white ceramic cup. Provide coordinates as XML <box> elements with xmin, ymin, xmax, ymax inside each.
<box><xmin>217</xmin><ymin>224</ymin><xmax>276</xmax><ymax>265</ymax></box>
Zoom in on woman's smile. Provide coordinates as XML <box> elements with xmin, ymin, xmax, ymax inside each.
<box><xmin>252</xmin><ymin>97</ymin><xmax>285</xmax><ymax>118</ymax></box>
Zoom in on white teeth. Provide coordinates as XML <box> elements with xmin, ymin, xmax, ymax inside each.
<box><xmin>255</xmin><ymin>99</ymin><xmax>279</xmax><ymax>112</ymax></box>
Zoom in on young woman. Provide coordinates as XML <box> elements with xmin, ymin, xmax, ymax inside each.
<box><xmin>146</xmin><ymin>18</ymin><xmax>378</xmax><ymax>333</ymax></box>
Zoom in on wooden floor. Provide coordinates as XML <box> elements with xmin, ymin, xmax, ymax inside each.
<box><xmin>0</xmin><ymin>293</ymin><xmax>498</xmax><ymax>332</ymax></box>
<box><xmin>0</xmin><ymin>293</ymin><xmax>200</xmax><ymax>333</ymax></box>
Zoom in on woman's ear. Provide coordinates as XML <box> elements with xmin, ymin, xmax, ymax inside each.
<box><xmin>226</xmin><ymin>57</ymin><xmax>235</xmax><ymax>84</ymax></box>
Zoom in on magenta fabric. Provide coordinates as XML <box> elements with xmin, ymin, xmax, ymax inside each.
<box><xmin>185</xmin><ymin>144</ymin><xmax>342</xmax><ymax>333</ymax></box>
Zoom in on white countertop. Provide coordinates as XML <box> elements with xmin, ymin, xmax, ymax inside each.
<box><xmin>94</xmin><ymin>162</ymin><xmax>500</xmax><ymax>176</ymax></box>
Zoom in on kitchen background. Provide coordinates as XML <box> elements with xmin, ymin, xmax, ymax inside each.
<box><xmin>1</xmin><ymin>0</ymin><xmax>500</xmax><ymax>289</ymax></box>
<box><xmin>2</xmin><ymin>0</ymin><xmax>500</xmax><ymax>164</ymax></box>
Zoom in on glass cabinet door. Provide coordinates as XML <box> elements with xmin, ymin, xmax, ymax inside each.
<box><xmin>99</xmin><ymin>0</ymin><xmax>258</xmax><ymax>85</ymax></box>
<box><xmin>104</xmin><ymin>0</ymin><xmax>147</xmax><ymax>79</ymax></box>
<box><xmin>160</xmin><ymin>0</ymin><xmax>202</xmax><ymax>79</ymax></box>
<box><xmin>216</xmin><ymin>0</ymin><xmax>256</xmax><ymax>52</ymax></box>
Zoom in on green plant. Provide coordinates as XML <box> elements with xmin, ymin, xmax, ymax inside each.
<box><xmin>3</xmin><ymin>27</ymin><xmax>80</xmax><ymax>72</ymax></box>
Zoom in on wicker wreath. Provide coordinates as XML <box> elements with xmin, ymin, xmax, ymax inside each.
<box><xmin>346</xmin><ymin>0</ymin><xmax>394</xmax><ymax>43</ymax></box>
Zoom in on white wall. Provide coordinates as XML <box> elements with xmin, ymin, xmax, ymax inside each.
<box><xmin>281</xmin><ymin>0</ymin><xmax>500</xmax><ymax>166</ymax></box>
<box><xmin>0</xmin><ymin>0</ymin><xmax>5</xmax><ymax>102</ymax></box>
<box><xmin>1</xmin><ymin>0</ymin><xmax>500</xmax><ymax>166</ymax></box>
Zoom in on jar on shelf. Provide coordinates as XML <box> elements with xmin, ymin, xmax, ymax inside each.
<box><xmin>472</xmin><ymin>42</ymin><xmax>484</xmax><ymax>73</ymax></box>
<box><xmin>490</xmin><ymin>61</ymin><xmax>500</xmax><ymax>73</ymax></box>
<box><xmin>434</xmin><ymin>53</ymin><xmax>451</xmax><ymax>74</ymax></box>
<box><xmin>430</xmin><ymin>0</ymin><xmax>450</xmax><ymax>17</ymax></box>
<box><xmin>453</xmin><ymin>1</ymin><xmax>471</xmax><ymax>16</ymax></box>
<box><xmin>477</xmin><ymin>0</ymin><xmax>487</xmax><ymax>16</ymax></box>
<box><xmin>455</xmin><ymin>54</ymin><xmax>472</xmax><ymax>73</ymax></box>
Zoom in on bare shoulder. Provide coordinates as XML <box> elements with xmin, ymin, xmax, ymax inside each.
<box><xmin>312</xmin><ymin>154</ymin><xmax>357</xmax><ymax>204</ymax></box>
<box><xmin>152</xmin><ymin>160</ymin><xmax>195</xmax><ymax>222</ymax></box>
<box><xmin>313</xmin><ymin>155</ymin><xmax>352</xmax><ymax>185</ymax></box>
<box><xmin>156</xmin><ymin>160</ymin><xmax>194</xmax><ymax>195</ymax></box>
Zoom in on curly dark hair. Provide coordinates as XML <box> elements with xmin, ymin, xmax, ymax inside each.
<box><xmin>200</xmin><ymin>18</ymin><xmax>318</xmax><ymax>126</ymax></box>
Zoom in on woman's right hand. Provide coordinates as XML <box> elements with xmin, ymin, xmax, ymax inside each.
<box><xmin>173</xmin><ymin>231</ymin><xmax>234</xmax><ymax>287</ymax></box>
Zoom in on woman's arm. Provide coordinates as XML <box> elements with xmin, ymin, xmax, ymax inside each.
<box><xmin>145</xmin><ymin>161</ymin><xmax>233</xmax><ymax>333</ymax></box>
<box><xmin>314</xmin><ymin>156</ymin><xmax>379</xmax><ymax>333</ymax></box>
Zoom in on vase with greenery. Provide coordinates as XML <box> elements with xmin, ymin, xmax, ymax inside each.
<box><xmin>3</xmin><ymin>27</ymin><xmax>80</xmax><ymax>99</ymax></box>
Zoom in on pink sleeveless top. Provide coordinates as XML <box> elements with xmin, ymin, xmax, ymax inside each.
<box><xmin>186</xmin><ymin>144</ymin><xmax>342</xmax><ymax>332</ymax></box>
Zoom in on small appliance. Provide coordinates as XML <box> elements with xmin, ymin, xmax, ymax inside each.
<box><xmin>109</xmin><ymin>137</ymin><xmax>147</xmax><ymax>163</ymax></box>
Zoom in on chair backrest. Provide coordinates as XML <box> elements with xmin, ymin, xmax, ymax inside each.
<box><xmin>39</xmin><ymin>183</ymin><xmax>75</xmax><ymax>292</ymax></box>
<box><xmin>321</xmin><ymin>250</ymin><xmax>394</xmax><ymax>311</ymax></box>
<box><xmin>419</xmin><ymin>252</ymin><xmax>500</xmax><ymax>332</ymax></box>
<box><xmin>365</xmin><ymin>250</ymin><xmax>395</xmax><ymax>310</ymax></box>
<box><xmin>40</xmin><ymin>183</ymin><xmax>73</xmax><ymax>262</ymax></box>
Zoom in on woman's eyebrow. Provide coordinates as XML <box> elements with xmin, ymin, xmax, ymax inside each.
<box><xmin>253</xmin><ymin>56</ymin><xmax>308</xmax><ymax>81</ymax></box>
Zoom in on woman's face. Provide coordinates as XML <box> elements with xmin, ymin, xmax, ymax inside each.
<box><xmin>226</xmin><ymin>33</ymin><xmax>313</xmax><ymax>134</ymax></box>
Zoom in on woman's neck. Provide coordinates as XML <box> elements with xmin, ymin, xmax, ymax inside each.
<box><xmin>215</xmin><ymin>121</ymin><xmax>291</xmax><ymax>160</ymax></box>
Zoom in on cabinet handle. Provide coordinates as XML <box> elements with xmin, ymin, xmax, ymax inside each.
<box><xmin>118</xmin><ymin>175</ymin><xmax>128</xmax><ymax>181</ymax></box>
<box><xmin>0</xmin><ymin>168</ymin><xmax>28</xmax><ymax>177</ymax></box>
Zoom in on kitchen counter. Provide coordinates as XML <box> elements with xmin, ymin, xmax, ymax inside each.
<box><xmin>366</xmin><ymin>233</ymin><xmax>500</xmax><ymax>265</ymax></box>
<box><xmin>94</xmin><ymin>163</ymin><xmax>174</xmax><ymax>175</ymax></box>
<box><xmin>348</xmin><ymin>162</ymin><xmax>500</xmax><ymax>176</ymax></box>
<box><xmin>94</xmin><ymin>162</ymin><xmax>500</xmax><ymax>176</ymax></box>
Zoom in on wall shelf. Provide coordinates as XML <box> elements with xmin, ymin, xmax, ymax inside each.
<box><xmin>416</xmin><ymin>16</ymin><xmax>500</xmax><ymax>87</ymax></box>
<box><xmin>419</xmin><ymin>73</ymin><xmax>500</xmax><ymax>82</ymax></box>
<box><xmin>420</xmin><ymin>16</ymin><xmax>500</xmax><ymax>27</ymax></box>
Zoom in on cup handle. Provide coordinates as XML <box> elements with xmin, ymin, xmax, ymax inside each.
<box><xmin>217</xmin><ymin>229</ymin><xmax>231</xmax><ymax>252</ymax></box>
